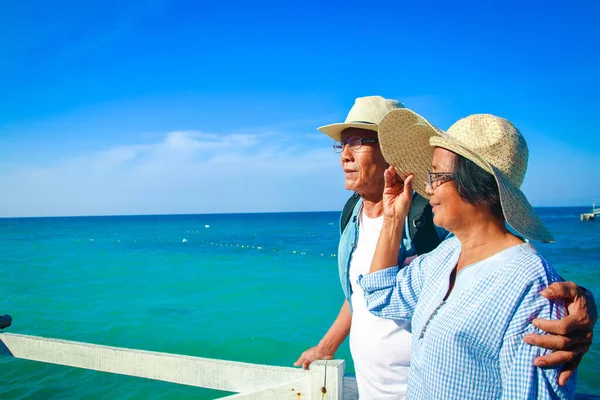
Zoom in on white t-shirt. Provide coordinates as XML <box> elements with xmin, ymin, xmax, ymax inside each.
<box><xmin>349</xmin><ymin>209</ymin><xmax>411</xmax><ymax>399</ymax></box>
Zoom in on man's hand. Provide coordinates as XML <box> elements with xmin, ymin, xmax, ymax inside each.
<box><xmin>294</xmin><ymin>301</ymin><xmax>350</xmax><ymax>369</ymax></box>
<box><xmin>524</xmin><ymin>281</ymin><xmax>597</xmax><ymax>386</ymax></box>
<box><xmin>294</xmin><ymin>345</ymin><xmax>335</xmax><ymax>370</ymax></box>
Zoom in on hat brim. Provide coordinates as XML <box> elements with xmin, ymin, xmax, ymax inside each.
<box><xmin>318</xmin><ymin>122</ymin><xmax>378</xmax><ymax>141</ymax></box>
<box><xmin>378</xmin><ymin>109</ymin><xmax>440</xmax><ymax>199</ymax></box>
<box><xmin>378</xmin><ymin>108</ymin><xmax>555</xmax><ymax>243</ymax></box>
<box><xmin>489</xmin><ymin>165</ymin><xmax>555</xmax><ymax>242</ymax></box>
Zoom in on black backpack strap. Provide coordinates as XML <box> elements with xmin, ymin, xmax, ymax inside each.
<box><xmin>340</xmin><ymin>192</ymin><xmax>361</xmax><ymax>234</ymax></box>
<box><xmin>340</xmin><ymin>192</ymin><xmax>441</xmax><ymax>255</ymax></box>
<box><xmin>408</xmin><ymin>193</ymin><xmax>441</xmax><ymax>255</ymax></box>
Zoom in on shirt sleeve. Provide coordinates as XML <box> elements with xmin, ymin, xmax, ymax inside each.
<box><xmin>499</xmin><ymin>275</ymin><xmax>576</xmax><ymax>400</ymax></box>
<box><xmin>357</xmin><ymin>253</ymin><xmax>427</xmax><ymax>320</ymax></box>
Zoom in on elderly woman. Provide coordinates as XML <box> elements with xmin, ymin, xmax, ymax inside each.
<box><xmin>358</xmin><ymin>110</ymin><xmax>576</xmax><ymax>399</ymax></box>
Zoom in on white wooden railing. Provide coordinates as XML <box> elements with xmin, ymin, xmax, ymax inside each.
<box><xmin>0</xmin><ymin>333</ymin><xmax>358</xmax><ymax>399</ymax></box>
<box><xmin>2</xmin><ymin>332</ymin><xmax>596</xmax><ymax>399</ymax></box>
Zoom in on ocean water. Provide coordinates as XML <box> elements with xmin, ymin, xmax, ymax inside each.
<box><xmin>0</xmin><ymin>207</ymin><xmax>598</xmax><ymax>398</ymax></box>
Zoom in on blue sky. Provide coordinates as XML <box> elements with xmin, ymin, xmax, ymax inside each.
<box><xmin>1</xmin><ymin>0</ymin><xmax>599</xmax><ymax>217</ymax></box>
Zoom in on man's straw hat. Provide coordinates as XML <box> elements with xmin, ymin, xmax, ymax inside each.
<box><xmin>378</xmin><ymin>109</ymin><xmax>554</xmax><ymax>243</ymax></box>
<box><xmin>318</xmin><ymin>96</ymin><xmax>404</xmax><ymax>141</ymax></box>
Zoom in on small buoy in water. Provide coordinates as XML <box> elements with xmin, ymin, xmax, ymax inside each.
<box><xmin>205</xmin><ymin>225</ymin><xmax>210</xmax><ymax>228</ymax></box>
<box><xmin>182</xmin><ymin>239</ymin><xmax>188</xmax><ymax>243</ymax></box>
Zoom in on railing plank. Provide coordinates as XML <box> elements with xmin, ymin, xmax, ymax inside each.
<box><xmin>221</xmin><ymin>378</ymin><xmax>309</xmax><ymax>399</ymax></box>
<box><xmin>0</xmin><ymin>333</ymin><xmax>306</xmax><ymax>393</ymax></box>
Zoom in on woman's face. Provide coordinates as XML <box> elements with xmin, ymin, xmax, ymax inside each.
<box><xmin>426</xmin><ymin>148</ymin><xmax>471</xmax><ymax>231</ymax></box>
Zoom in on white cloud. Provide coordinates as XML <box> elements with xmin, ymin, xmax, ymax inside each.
<box><xmin>0</xmin><ymin>131</ymin><xmax>348</xmax><ymax>217</ymax></box>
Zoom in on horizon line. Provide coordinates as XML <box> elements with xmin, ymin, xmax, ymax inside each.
<box><xmin>0</xmin><ymin>205</ymin><xmax>594</xmax><ymax>220</ymax></box>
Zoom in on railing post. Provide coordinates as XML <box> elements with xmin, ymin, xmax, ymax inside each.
<box><xmin>309</xmin><ymin>360</ymin><xmax>345</xmax><ymax>399</ymax></box>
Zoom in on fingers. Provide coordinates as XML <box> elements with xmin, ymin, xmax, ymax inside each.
<box><xmin>397</xmin><ymin>171</ymin><xmax>411</xmax><ymax>181</ymax></box>
<box><xmin>524</xmin><ymin>331</ymin><xmax>592</xmax><ymax>351</ymax></box>
<box><xmin>541</xmin><ymin>282</ymin><xmax>579</xmax><ymax>300</ymax></box>
<box><xmin>558</xmin><ymin>356</ymin><xmax>583</xmax><ymax>386</ymax></box>
<box><xmin>402</xmin><ymin>175</ymin><xmax>414</xmax><ymax>200</ymax></box>
<box><xmin>294</xmin><ymin>352</ymin><xmax>308</xmax><ymax>368</ymax></box>
<box><xmin>532</xmin><ymin>315</ymin><xmax>584</xmax><ymax>335</ymax></box>
<box><xmin>294</xmin><ymin>349</ymin><xmax>318</xmax><ymax>369</ymax></box>
<box><xmin>533</xmin><ymin>350</ymin><xmax>578</xmax><ymax>368</ymax></box>
<box><xmin>294</xmin><ymin>355</ymin><xmax>311</xmax><ymax>369</ymax></box>
<box><xmin>383</xmin><ymin>166</ymin><xmax>395</xmax><ymax>188</ymax></box>
<box><xmin>558</xmin><ymin>368</ymin><xmax>574</xmax><ymax>387</ymax></box>
<box><xmin>541</xmin><ymin>282</ymin><xmax>598</xmax><ymax>328</ymax></box>
<box><xmin>532</xmin><ymin>314</ymin><xmax>593</xmax><ymax>335</ymax></box>
<box><xmin>533</xmin><ymin>342</ymin><xmax>589</xmax><ymax>367</ymax></box>
<box><xmin>384</xmin><ymin>166</ymin><xmax>415</xmax><ymax>192</ymax></box>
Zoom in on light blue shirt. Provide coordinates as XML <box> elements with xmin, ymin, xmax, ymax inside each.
<box><xmin>338</xmin><ymin>195</ymin><xmax>449</xmax><ymax>312</ymax></box>
<box><xmin>338</xmin><ymin>197</ymin><xmax>414</xmax><ymax>313</ymax></box>
<box><xmin>358</xmin><ymin>236</ymin><xmax>576</xmax><ymax>399</ymax></box>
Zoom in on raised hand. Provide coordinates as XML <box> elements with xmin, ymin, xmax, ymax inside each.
<box><xmin>382</xmin><ymin>166</ymin><xmax>414</xmax><ymax>221</ymax></box>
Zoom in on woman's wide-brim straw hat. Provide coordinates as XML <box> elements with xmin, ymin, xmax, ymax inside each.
<box><xmin>318</xmin><ymin>96</ymin><xmax>404</xmax><ymax>141</ymax></box>
<box><xmin>378</xmin><ymin>109</ymin><xmax>554</xmax><ymax>243</ymax></box>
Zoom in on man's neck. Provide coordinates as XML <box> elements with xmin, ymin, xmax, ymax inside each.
<box><xmin>362</xmin><ymin>197</ymin><xmax>384</xmax><ymax>219</ymax></box>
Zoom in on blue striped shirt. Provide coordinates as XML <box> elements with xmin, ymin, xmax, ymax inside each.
<box><xmin>358</xmin><ymin>236</ymin><xmax>576</xmax><ymax>399</ymax></box>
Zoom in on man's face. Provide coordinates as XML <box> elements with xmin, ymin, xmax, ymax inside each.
<box><xmin>339</xmin><ymin>128</ymin><xmax>388</xmax><ymax>199</ymax></box>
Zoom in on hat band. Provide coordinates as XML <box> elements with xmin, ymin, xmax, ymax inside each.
<box><xmin>347</xmin><ymin>120</ymin><xmax>376</xmax><ymax>125</ymax></box>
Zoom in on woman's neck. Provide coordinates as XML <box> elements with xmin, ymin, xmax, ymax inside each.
<box><xmin>453</xmin><ymin>217</ymin><xmax>523</xmax><ymax>272</ymax></box>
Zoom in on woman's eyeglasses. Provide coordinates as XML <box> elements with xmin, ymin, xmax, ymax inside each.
<box><xmin>427</xmin><ymin>172</ymin><xmax>454</xmax><ymax>190</ymax></box>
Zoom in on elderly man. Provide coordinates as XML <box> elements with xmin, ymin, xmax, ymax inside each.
<box><xmin>294</xmin><ymin>96</ymin><xmax>596</xmax><ymax>398</ymax></box>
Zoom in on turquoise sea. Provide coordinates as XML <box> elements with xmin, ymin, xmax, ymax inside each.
<box><xmin>1</xmin><ymin>207</ymin><xmax>599</xmax><ymax>399</ymax></box>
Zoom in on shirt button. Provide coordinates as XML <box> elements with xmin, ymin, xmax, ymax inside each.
<box><xmin>351</xmin><ymin>243</ymin><xmax>356</xmax><ymax>247</ymax></box>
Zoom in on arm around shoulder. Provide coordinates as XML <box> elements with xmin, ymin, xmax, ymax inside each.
<box><xmin>500</xmin><ymin>269</ymin><xmax>577</xmax><ymax>399</ymax></box>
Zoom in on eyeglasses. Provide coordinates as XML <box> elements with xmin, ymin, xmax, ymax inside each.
<box><xmin>333</xmin><ymin>137</ymin><xmax>378</xmax><ymax>153</ymax></box>
<box><xmin>427</xmin><ymin>172</ymin><xmax>454</xmax><ymax>190</ymax></box>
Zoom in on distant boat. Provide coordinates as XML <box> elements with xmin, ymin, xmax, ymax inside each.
<box><xmin>580</xmin><ymin>199</ymin><xmax>599</xmax><ymax>221</ymax></box>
